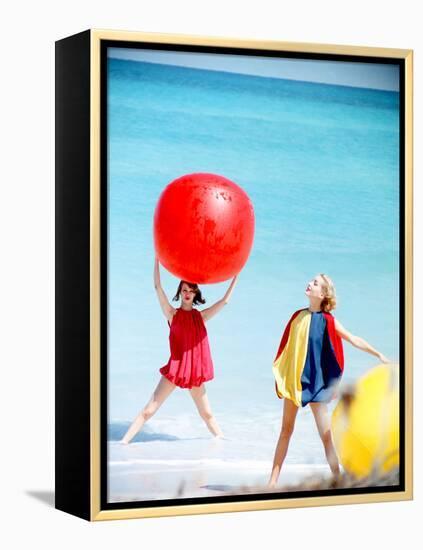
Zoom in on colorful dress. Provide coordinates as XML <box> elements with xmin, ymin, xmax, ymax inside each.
<box><xmin>272</xmin><ymin>308</ymin><xmax>344</xmax><ymax>407</ymax></box>
<box><xmin>159</xmin><ymin>307</ymin><xmax>214</xmax><ymax>388</ymax></box>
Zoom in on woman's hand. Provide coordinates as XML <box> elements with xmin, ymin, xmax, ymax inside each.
<box><xmin>200</xmin><ymin>273</ymin><xmax>240</xmax><ymax>323</ymax></box>
<box><xmin>335</xmin><ymin>320</ymin><xmax>391</xmax><ymax>363</ymax></box>
<box><xmin>154</xmin><ymin>256</ymin><xmax>161</xmax><ymax>289</ymax></box>
<box><xmin>224</xmin><ymin>273</ymin><xmax>239</xmax><ymax>303</ymax></box>
<box><xmin>153</xmin><ymin>256</ymin><xmax>176</xmax><ymax>322</ymax></box>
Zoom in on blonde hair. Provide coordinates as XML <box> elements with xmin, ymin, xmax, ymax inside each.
<box><xmin>319</xmin><ymin>273</ymin><xmax>337</xmax><ymax>312</ymax></box>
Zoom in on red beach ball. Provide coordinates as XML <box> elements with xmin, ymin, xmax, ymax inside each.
<box><xmin>153</xmin><ymin>173</ymin><xmax>255</xmax><ymax>284</ymax></box>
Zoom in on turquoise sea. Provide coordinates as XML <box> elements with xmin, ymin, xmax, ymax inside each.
<box><xmin>106</xmin><ymin>56</ymin><xmax>399</xmax><ymax>495</ymax></box>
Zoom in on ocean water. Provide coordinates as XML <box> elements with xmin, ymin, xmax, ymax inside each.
<box><xmin>107</xmin><ymin>56</ymin><xmax>400</xmax><ymax>486</ymax></box>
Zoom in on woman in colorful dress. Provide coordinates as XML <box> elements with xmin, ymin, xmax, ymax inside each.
<box><xmin>268</xmin><ymin>273</ymin><xmax>389</xmax><ymax>486</ymax></box>
<box><xmin>120</xmin><ymin>257</ymin><xmax>238</xmax><ymax>444</ymax></box>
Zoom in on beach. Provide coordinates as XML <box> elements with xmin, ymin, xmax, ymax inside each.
<box><xmin>108</xmin><ymin>439</ymin><xmax>334</xmax><ymax>503</ymax></box>
<box><xmin>107</xmin><ymin>401</ymin><xmax>343</xmax><ymax>503</ymax></box>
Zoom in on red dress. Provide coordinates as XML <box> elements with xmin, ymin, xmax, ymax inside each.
<box><xmin>159</xmin><ymin>307</ymin><xmax>214</xmax><ymax>388</ymax></box>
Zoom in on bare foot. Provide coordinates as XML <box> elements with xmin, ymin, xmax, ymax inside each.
<box><xmin>119</xmin><ymin>438</ymin><xmax>129</xmax><ymax>445</ymax></box>
<box><xmin>331</xmin><ymin>470</ymin><xmax>342</xmax><ymax>486</ymax></box>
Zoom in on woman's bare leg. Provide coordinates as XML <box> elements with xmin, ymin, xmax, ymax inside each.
<box><xmin>309</xmin><ymin>402</ymin><xmax>341</xmax><ymax>476</ymax></box>
<box><xmin>120</xmin><ymin>376</ymin><xmax>176</xmax><ymax>444</ymax></box>
<box><xmin>190</xmin><ymin>384</ymin><xmax>223</xmax><ymax>437</ymax></box>
<box><xmin>268</xmin><ymin>398</ymin><xmax>299</xmax><ymax>487</ymax></box>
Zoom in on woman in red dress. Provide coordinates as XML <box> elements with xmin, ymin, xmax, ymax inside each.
<box><xmin>120</xmin><ymin>257</ymin><xmax>238</xmax><ymax>444</ymax></box>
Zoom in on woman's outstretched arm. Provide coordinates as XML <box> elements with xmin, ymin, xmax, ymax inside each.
<box><xmin>154</xmin><ymin>257</ymin><xmax>176</xmax><ymax>322</ymax></box>
<box><xmin>334</xmin><ymin>319</ymin><xmax>390</xmax><ymax>363</ymax></box>
<box><xmin>201</xmin><ymin>275</ymin><xmax>238</xmax><ymax>322</ymax></box>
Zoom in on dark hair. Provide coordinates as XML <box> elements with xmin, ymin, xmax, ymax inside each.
<box><xmin>172</xmin><ymin>280</ymin><xmax>206</xmax><ymax>305</ymax></box>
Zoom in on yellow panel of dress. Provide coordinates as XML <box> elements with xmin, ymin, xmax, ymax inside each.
<box><xmin>272</xmin><ymin>309</ymin><xmax>311</xmax><ymax>407</ymax></box>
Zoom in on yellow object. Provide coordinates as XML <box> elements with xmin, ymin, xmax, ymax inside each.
<box><xmin>331</xmin><ymin>363</ymin><xmax>399</xmax><ymax>478</ymax></box>
<box><xmin>272</xmin><ymin>309</ymin><xmax>311</xmax><ymax>407</ymax></box>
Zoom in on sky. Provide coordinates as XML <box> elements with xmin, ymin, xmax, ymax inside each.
<box><xmin>109</xmin><ymin>47</ymin><xmax>400</xmax><ymax>91</ymax></box>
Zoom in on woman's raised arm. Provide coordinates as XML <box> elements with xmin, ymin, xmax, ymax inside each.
<box><xmin>154</xmin><ymin>257</ymin><xmax>176</xmax><ymax>322</ymax></box>
<box><xmin>201</xmin><ymin>275</ymin><xmax>239</xmax><ymax>322</ymax></box>
<box><xmin>334</xmin><ymin>319</ymin><xmax>390</xmax><ymax>363</ymax></box>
